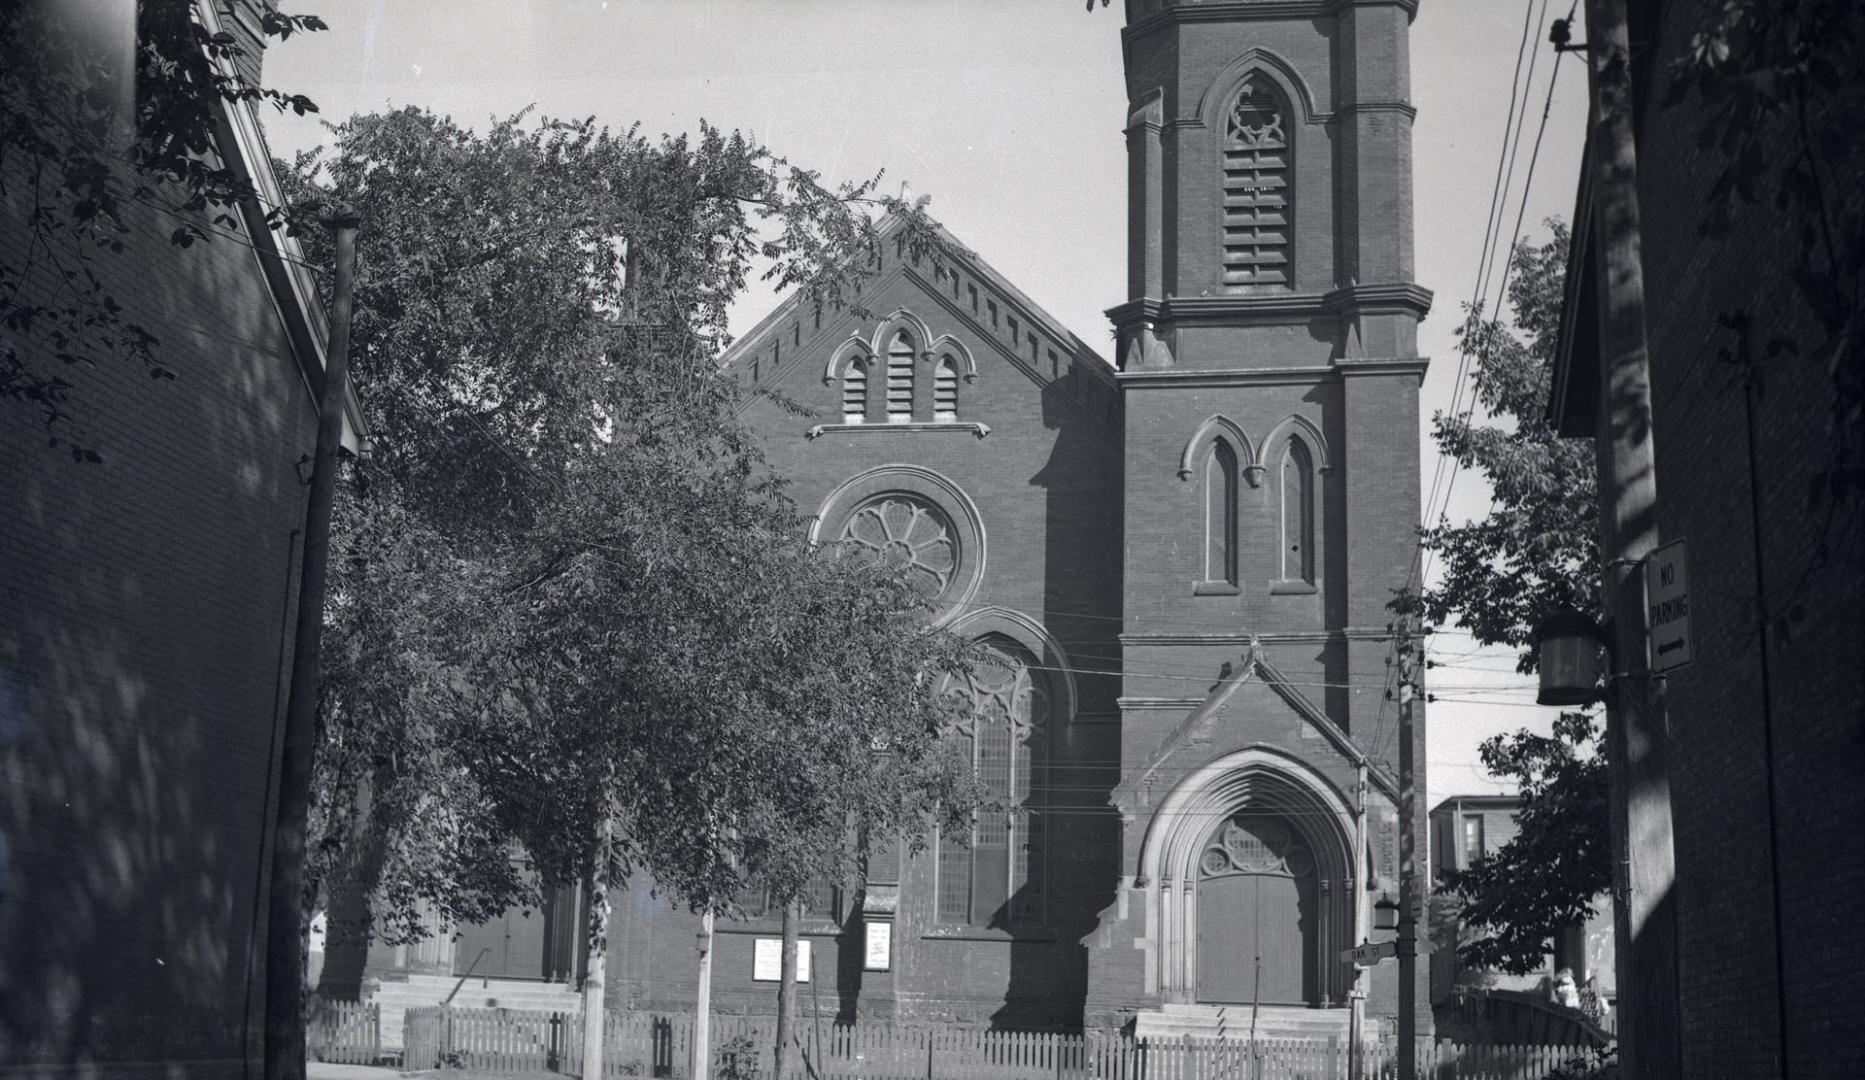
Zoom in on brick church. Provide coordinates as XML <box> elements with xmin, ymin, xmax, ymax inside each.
<box><xmin>354</xmin><ymin>0</ymin><xmax>1433</xmax><ymax>1040</ymax></box>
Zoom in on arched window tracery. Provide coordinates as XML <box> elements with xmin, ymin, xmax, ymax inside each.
<box><xmin>937</xmin><ymin>639</ymin><xmax>1049</xmax><ymax>929</ymax></box>
<box><xmin>1222</xmin><ymin>75</ymin><xmax>1291</xmax><ymax>289</ymax></box>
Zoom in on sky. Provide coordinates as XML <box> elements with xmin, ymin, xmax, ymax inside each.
<box><xmin>262</xmin><ymin>0</ymin><xmax>1594</xmax><ymax>808</ymax></box>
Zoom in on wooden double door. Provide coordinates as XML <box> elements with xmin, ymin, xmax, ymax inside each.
<box><xmin>1194</xmin><ymin>813</ymin><xmax>1318</xmax><ymax>1005</ymax></box>
<box><xmin>453</xmin><ymin>880</ymin><xmax>582</xmax><ymax>982</ymax></box>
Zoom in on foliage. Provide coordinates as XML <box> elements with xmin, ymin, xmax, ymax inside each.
<box><xmin>1442</xmin><ymin>711</ymin><xmax>1611</xmax><ymax>975</ymax></box>
<box><xmin>289</xmin><ymin>106</ymin><xmax>978</xmax><ymax>942</ymax></box>
<box><xmin>1403</xmin><ymin>221</ymin><xmax>1609</xmax><ymax>974</ymax></box>
<box><xmin>1417</xmin><ymin>221</ymin><xmax>1598</xmax><ymax>670</ymax></box>
<box><xmin>1666</xmin><ymin>0</ymin><xmax>1865</xmax><ymax>594</ymax></box>
<box><xmin>0</xmin><ymin>0</ymin><xmax>323</xmax><ymax>456</ymax></box>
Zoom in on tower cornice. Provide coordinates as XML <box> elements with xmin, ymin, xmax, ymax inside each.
<box><xmin>1123</xmin><ymin>0</ymin><xmax>1420</xmax><ymax>39</ymax></box>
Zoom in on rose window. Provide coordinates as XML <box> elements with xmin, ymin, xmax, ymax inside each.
<box><xmin>839</xmin><ymin>496</ymin><xmax>959</xmax><ymax>601</ymax></box>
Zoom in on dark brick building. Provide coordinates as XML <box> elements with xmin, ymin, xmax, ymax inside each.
<box><xmin>359</xmin><ymin>0</ymin><xmax>1435</xmax><ymax>1041</ymax></box>
<box><xmin>0</xmin><ymin>3</ymin><xmax>363</xmax><ymax>1076</ymax></box>
<box><xmin>601</xmin><ymin>0</ymin><xmax>1435</xmax><ymax>1039</ymax></box>
<box><xmin>1549</xmin><ymin>0</ymin><xmax>1865</xmax><ymax>1074</ymax></box>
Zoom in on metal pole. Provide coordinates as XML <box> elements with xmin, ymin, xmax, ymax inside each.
<box><xmin>1582</xmin><ymin>2</ymin><xmax>1681</xmax><ymax>1076</ymax></box>
<box><xmin>265</xmin><ymin>208</ymin><xmax>359</xmax><ymax>1080</ymax></box>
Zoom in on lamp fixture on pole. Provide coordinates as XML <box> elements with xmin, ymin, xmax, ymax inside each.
<box><xmin>1373</xmin><ymin>893</ymin><xmax>1399</xmax><ymax>933</ymax></box>
<box><xmin>1532</xmin><ymin>607</ymin><xmax>1608</xmax><ymax>706</ymax></box>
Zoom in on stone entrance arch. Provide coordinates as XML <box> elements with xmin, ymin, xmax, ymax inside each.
<box><xmin>1134</xmin><ymin>748</ymin><xmax>1359</xmax><ymax>1006</ymax></box>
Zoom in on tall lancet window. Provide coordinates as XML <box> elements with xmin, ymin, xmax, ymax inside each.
<box><xmin>938</xmin><ymin>640</ymin><xmax>1049</xmax><ymax>929</ymax></box>
<box><xmin>1222</xmin><ymin>76</ymin><xmax>1290</xmax><ymax>289</ymax></box>
<box><xmin>1280</xmin><ymin>438</ymin><xmax>1315</xmax><ymax>583</ymax></box>
<box><xmin>1205</xmin><ymin>439</ymin><xmax>1240</xmax><ymax>587</ymax></box>
<box><xmin>841</xmin><ymin>358</ymin><xmax>869</xmax><ymax>423</ymax></box>
<box><xmin>886</xmin><ymin>332</ymin><xmax>915</xmax><ymax>423</ymax></box>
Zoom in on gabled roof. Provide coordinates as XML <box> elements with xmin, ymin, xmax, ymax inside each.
<box><xmin>1110</xmin><ymin>636</ymin><xmax>1399</xmax><ymax>817</ymax></box>
<box><xmin>723</xmin><ymin>213</ymin><xmax>1118</xmax><ymax>433</ymax></box>
<box><xmin>197</xmin><ymin>2</ymin><xmax>367</xmax><ymax>453</ymax></box>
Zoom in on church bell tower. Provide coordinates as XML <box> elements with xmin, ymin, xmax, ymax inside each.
<box><xmin>1098</xmin><ymin>0</ymin><xmax>1433</xmax><ymax>1037</ymax></box>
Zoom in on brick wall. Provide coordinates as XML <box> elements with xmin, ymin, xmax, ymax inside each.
<box><xmin>1622</xmin><ymin>1</ymin><xmax>1865</xmax><ymax>1074</ymax></box>
<box><xmin>0</xmin><ymin>145</ymin><xmax>320</xmax><ymax>1074</ymax></box>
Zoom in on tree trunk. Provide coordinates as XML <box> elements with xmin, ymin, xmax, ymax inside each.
<box><xmin>692</xmin><ymin>909</ymin><xmax>715</xmax><ymax>1080</ymax></box>
<box><xmin>265</xmin><ymin>210</ymin><xmax>359</xmax><ymax>1080</ymax></box>
<box><xmin>582</xmin><ymin>818</ymin><xmax>612</xmax><ymax>1080</ymax></box>
<box><xmin>773</xmin><ymin>898</ymin><xmax>799</xmax><ymax>1080</ymax></box>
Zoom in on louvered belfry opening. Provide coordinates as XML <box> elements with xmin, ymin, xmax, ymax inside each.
<box><xmin>841</xmin><ymin>358</ymin><xmax>868</xmax><ymax>422</ymax></box>
<box><xmin>886</xmin><ymin>332</ymin><xmax>915</xmax><ymax>422</ymax></box>
<box><xmin>1222</xmin><ymin>77</ymin><xmax>1290</xmax><ymax>289</ymax></box>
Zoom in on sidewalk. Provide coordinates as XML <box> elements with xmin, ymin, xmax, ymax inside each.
<box><xmin>308</xmin><ymin>1063</ymin><xmax>407</xmax><ymax>1080</ymax></box>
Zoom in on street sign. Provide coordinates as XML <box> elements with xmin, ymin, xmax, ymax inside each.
<box><xmin>1645</xmin><ymin>539</ymin><xmax>1692</xmax><ymax>672</ymax></box>
<box><xmin>1339</xmin><ymin>940</ymin><xmax>1397</xmax><ymax>968</ymax></box>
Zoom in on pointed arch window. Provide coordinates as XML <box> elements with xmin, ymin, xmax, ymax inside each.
<box><xmin>1204</xmin><ymin>438</ymin><xmax>1240</xmax><ymax>588</ymax></box>
<box><xmin>1222</xmin><ymin>76</ymin><xmax>1291</xmax><ymax>289</ymax></box>
<box><xmin>841</xmin><ymin>358</ymin><xmax>869</xmax><ymax>423</ymax></box>
<box><xmin>938</xmin><ymin>639</ymin><xmax>1049</xmax><ymax>929</ymax></box>
<box><xmin>1279</xmin><ymin>437</ymin><xmax>1315</xmax><ymax>584</ymax></box>
<box><xmin>886</xmin><ymin>332</ymin><xmax>916</xmax><ymax>423</ymax></box>
<box><xmin>933</xmin><ymin>356</ymin><xmax>960</xmax><ymax>421</ymax></box>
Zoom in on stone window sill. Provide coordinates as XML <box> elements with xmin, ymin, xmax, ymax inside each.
<box><xmin>921</xmin><ymin>926</ymin><xmax>1057</xmax><ymax>944</ymax></box>
<box><xmin>1192</xmin><ymin>581</ymin><xmax>1241</xmax><ymax>596</ymax></box>
<box><xmin>806</xmin><ymin>421</ymin><xmax>991</xmax><ymax>440</ymax></box>
<box><xmin>1269</xmin><ymin>580</ymin><xmax>1318</xmax><ymax>595</ymax></box>
<box><xmin>715</xmin><ymin>920</ymin><xmax>842</xmax><ymax>937</ymax></box>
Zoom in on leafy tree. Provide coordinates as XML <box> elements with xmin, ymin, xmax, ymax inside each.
<box><xmin>1417</xmin><ymin>221</ymin><xmax>1598</xmax><ymax>666</ymax></box>
<box><xmin>1442</xmin><ymin>712</ymin><xmax>1610</xmax><ymax>974</ymax></box>
<box><xmin>0</xmin><ymin>0</ymin><xmax>323</xmax><ymax>456</ymax></box>
<box><xmin>1410</xmin><ymin>222</ymin><xmax>1612</xmax><ymax>974</ymax></box>
<box><xmin>283</xmin><ymin>107</ymin><xmax>983</xmax><ymax>1071</ymax></box>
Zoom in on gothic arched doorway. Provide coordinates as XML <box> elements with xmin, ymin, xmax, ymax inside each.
<box><xmin>1194</xmin><ymin>813</ymin><xmax>1317</xmax><ymax>1004</ymax></box>
<box><xmin>1133</xmin><ymin>750</ymin><xmax>1359</xmax><ymax>1007</ymax></box>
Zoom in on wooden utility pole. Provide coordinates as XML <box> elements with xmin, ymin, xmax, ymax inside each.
<box><xmin>1395</xmin><ymin>619</ymin><xmax>1420</xmax><ymax>1080</ymax></box>
<box><xmin>264</xmin><ymin>209</ymin><xmax>358</xmax><ymax>1080</ymax></box>
<box><xmin>773</xmin><ymin>899</ymin><xmax>801</xmax><ymax>1080</ymax></box>
<box><xmin>1582</xmin><ymin>2</ymin><xmax>1681</xmax><ymax>1076</ymax></box>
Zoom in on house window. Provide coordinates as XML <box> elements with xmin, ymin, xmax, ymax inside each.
<box><xmin>1205</xmin><ymin>439</ymin><xmax>1239</xmax><ymax>587</ymax></box>
<box><xmin>1222</xmin><ymin>75</ymin><xmax>1291</xmax><ymax>289</ymax></box>
<box><xmin>1462</xmin><ymin>815</ymin><xmax>1485</xmax><ymax>864</ymax></box>
<box><xmin>938</xmin><ymin>640</ymin><xmax>1049</xmax><ymax>928</ymax></box>
<box><xmin>934</xmin><ymin>357</ymin><xmax>959</xmax><ymax>421</ymax></box>
<box><xmin>841</xmin><ymin>358</ymin><xmax>868</xmax><ymax>423</ymax></box>
<box><xmin>886</xmin><ymin>331</ymin><xmax>915</xmax><ymax>422</ymax></box>
<box><xmin>1279</xmin><ymin>438</ymin><xmax>1315</xmax><ymax>583</ymax></box>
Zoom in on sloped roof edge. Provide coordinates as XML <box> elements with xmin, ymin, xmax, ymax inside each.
<box><xmin>196</xmin><ymin>1</ymin><xmax>366</xmax><ymax>452</ymax></box>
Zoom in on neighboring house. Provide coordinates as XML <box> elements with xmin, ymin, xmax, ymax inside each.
<box><xmin>1549</xmin><ymin>1</ymin><xmax>1865</xmax><ymax>1075</ymax></box>
<box><xmin>0</xmin><ymin>3</ymin><xmax>363</xmax><ymax>1077</ymax></box>
<box><xmin>1427</xmin><ymin>795</ymin><xmax>1614</xmax><ymax>1008</ymax></box>
<box><xmin>359</xmin><ymin>0</ymin><xmax>1433</xmax><ymax>1043</ymax></box>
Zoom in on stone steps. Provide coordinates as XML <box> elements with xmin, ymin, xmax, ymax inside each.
<box><xmin>368</xmin><ymin>974</ymin><xmax>581</xmax><ymax>1051</ymax></box>
<box><xmin>1136</xmin><ymin>1004</ymin><xmax>1352</xmax><ymax>1043</ymax></box>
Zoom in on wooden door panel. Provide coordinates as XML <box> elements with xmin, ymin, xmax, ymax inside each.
<box><xmin>1196</xmin><ymin>874</ymin><xmax>1311</xmax><ymax>1005</ymax></box>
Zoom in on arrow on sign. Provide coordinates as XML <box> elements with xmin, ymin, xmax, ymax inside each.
<box><xmin>1338</xmin><ymin>940</ymin><xmax>1397</xmax><ymax>967</ymax></box>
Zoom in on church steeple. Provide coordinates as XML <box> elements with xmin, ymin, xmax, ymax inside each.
<box><xmin>1109</xmin><ymin>0</ymin><xmax>1430</xmax><ymax>371</ymax></box>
